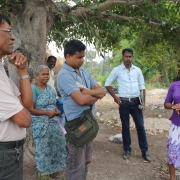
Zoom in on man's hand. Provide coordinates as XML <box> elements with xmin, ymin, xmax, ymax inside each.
<box><xmin>114</xmin><ymin>96</ymin><xmax>121</xmax><ymax>106</ymax></box>
<box><xmin>92</xmin><ymin>84</ymin><xmax>100</xmax><ymax>90</ymax></box>
<box><xmin>80</xmin><ymin>87</ymin><xmax>89</xmax><ymax>94</ymax></box>
<box><xmin>80</xmin><ymin>85</ymin><xmax>105</xmax><ymax>99</ymax></box>
<box><xmin>7</xmin><ymin>53</ymin><xmax>27</xmax><ymax>70</ymax></box>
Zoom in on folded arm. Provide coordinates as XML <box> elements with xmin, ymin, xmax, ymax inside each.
<box><xmin>71</xmin><ymin>90</ymin><xmax>99</xmax><ymax>105</ymax></box>
<box><xmin>80</xmin><ymin>84</ymin><xmax>106</xmax><ymax>99</ymax></box>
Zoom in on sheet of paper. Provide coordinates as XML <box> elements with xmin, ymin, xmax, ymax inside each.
<box><xmin>76</xmin><ymin>81</ymin><xmax>88</xmax><ymax>89</ymax></box>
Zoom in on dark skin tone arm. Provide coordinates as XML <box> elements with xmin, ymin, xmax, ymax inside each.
<box><xmin>29</xmin><ymin>102</ymin><xmax>60</xmax><ymax>118</ymax></box>
<box><xmin>71</xmin><ymin>83</ymin><xmax>105</xmax><ymax>105</ymax></box>
<box><xmin>8</xmin><ymin>53</ymin><xmax>32</xmax><ymax>128</ymax></box>
<box><xmin>105</xmin><ymin>86</ymin><xmax>121</xmax><ymax>106</ymax></box>
<box><xmin>80</xmin><ymin>84</ymin><xmax>106</xmax><ymax>99</ymax></box>
<box><xmin>165</xmin><ymin>103</ymin><xmax>180</xmax><ymax>115</ymax></box>
<box><xmin>106</xmin><ymin>86</ymin><xmax>146</xmax><ymax>107</ymax></box>
<box><xmin>172</xmin><ymin>104</ymin><xmax>180</xmax><ymax>115</ymax></box>
<box><xmin>164</xmin><ymin>103</ymin><xmax>173</xmax><ymax>109</ymax></box>
<box><xmin>71</xmin><ymin>90</ymin><xmax>99</xmax><ymax>105</ymax></box>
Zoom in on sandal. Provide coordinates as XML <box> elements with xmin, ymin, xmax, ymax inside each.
<box><xmin>50</xmin><ymin>172</ymin><xmax>59</xmax><ymax>179</ymax></box>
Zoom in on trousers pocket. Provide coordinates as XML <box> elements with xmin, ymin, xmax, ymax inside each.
<box><xmin>0</xmin><ymin>147</ymin><xmax>23</xmax><ymax>179</ymax></box>
<box><xmin>0</xmin><ymin>150</ymin><xmax>5</xmax><ymax>175</ymax></box>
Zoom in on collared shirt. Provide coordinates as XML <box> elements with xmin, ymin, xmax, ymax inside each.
<box><xmin>164</xmin><ymin>81</ymin><xmax>180</xmax><ymax>126</ymax></box>
<box><xmin>105</xmin><ymin>63</ymin><xmax>145</xmax><ymax>98</ymax></box>
<box><xmin>0</xmin><ymin>61</ymin><xmax>25</xmax><ymax>141</ymax></box>
<box><xmin>47</xmin><ymin>69</ymin><xmax>56</xmax><ymax>91</ymax></box>
<box><xmin>57</xmin><ymin>62</ymin><xmax>97</xmax><ymax>121</ymax></box>
<box><xmin>47</xmin><ymin>69</ymin><xmax>58</xmax><ymax>98</ymax></box>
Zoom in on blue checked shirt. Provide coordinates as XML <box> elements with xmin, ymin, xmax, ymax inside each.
<box><xmin>105</xmin><ymin>64</ymin><xmax>145</xmax><ymax>98</ymax></box>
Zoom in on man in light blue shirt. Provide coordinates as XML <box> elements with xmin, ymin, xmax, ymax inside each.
<box><xmin>57</xmin><ymin>39</ymin><xmax>105</xmax><ymax>180</ymax></box>
<box><xmin>105</xmin><ymin>48</ymin><xmax>151</xmax><ymax>162</ymax></box>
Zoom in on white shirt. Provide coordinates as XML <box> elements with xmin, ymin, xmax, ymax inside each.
<box><xmin>105</xmin><ymin>64</ymin><xmax>145</xmax><ymax>98</ymax></box>
<box><xmin>0</xmin><ymin>61</ymin><xmax>25</xmax><ymax>141</ymax></box>
<box><xmin>47</xmin><ymin>69</ymin><xmax>57</xmax><ymax>97</ymax></box>
<box><xmin>47</xmin><ymin>69</ymin><xmax>56</xmax><ymax>90</ymax></box>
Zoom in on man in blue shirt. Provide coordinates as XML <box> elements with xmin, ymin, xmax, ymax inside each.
<box><xmin>57</xmin><ymin>39</ymin><xmax>105</xmax><ymax>180</ymax></box>
<box><xmin>105</xmin><ymin>48</ymin><xmax>151</xmax><ymax>162</ymax></box>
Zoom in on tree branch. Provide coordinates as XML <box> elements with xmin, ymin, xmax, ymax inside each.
<box><xmin>99</xmin><ymin>12</ymin><xmax>160</xmax><ymax>26</ymax></box>
<box><xmin>89</xmin><ymin>0</ymin><xmax>146</xmax><ymax>12</ymax></box>
<box><xmin>69</xmin><ymin>0</ymin><xmax>145</xmax><ymax>16</ymax></box>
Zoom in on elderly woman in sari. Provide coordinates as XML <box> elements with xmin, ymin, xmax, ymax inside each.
<box><xmin>164</xmin><ymin>80</ymin><xmax>180</xmax><ymax>180</ymax></box>
<box><xmin>30</xmin><ymin>65</ymin><xmax>66</xmax><ymax>179</ymax></box>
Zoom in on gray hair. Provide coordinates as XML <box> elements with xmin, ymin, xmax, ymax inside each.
<box><xmin>34</xmin><ymin>65</ymin><xmax>49</xmax><ymax>75</ymax></box>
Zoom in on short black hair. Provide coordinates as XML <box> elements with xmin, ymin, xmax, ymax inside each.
<box><xmin>0</xmin><ymin>14</ymin><xmax>11</xmax><ymax>26</ymax></box>
<box><xmin>122</xmin><ymin>48</ymin><xmax>133</xmax><ymax>56</ymax></box>
<box><xmin>64</xmin><ymin>39</ymin><xmax>86</xmax><ymax>58</ymax></box>
<box><xmin>47</xmin><ymin>55</ymin><xmax>57</xmax><ymax>63</ymax></box>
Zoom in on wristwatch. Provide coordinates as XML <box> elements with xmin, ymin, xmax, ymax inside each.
<box><xmin>18</xmin><ymin>74</ymin><xmax>29</xmax><ymax>80</ymax></box>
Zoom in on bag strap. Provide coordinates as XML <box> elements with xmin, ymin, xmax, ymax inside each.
<box><xmin>81</xmin><ymin>71</ymin><xmax>92</xmax><ymax>110</ymax></box>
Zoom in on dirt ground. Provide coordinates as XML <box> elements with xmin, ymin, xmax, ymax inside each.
<box><xmin>23</xmin><ymin>89</ymin><xmax>174</xmax><ymax>180</ymax></box>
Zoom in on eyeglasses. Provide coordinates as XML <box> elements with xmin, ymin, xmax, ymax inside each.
<box><xmin>0</xmin><ymin>28</ymin><xmax>12</xmax><ymax>36</ymax></box>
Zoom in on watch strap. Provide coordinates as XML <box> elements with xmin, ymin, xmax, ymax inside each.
<box><xmin>18</xmin><ymin>74</ymin><xmax>29</xmax><ymax>80</ymax></box>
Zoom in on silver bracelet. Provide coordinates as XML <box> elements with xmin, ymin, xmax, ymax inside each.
<box><xmin>18</xmin><ymin>74</ymin><xmax>29</xmax><ymax>80</ymax></box>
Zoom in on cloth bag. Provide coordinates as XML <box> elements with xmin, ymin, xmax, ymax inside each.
<box><xmin>65</xmin><ymin>109</ymin><xmax>99</xmax><ymax>147</ymax></box>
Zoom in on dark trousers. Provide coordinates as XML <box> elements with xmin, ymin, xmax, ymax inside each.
<box><xmin>119</xmin><ymin>100</ymin><xmax>148</xmax><ymax>153</ymax></box>
<box><xmin>66</xmin><ymin>140</ymin><xmax>93</xmax><ymax>180</ymax></box>
<box><xmin>0</xmin><ymin>144</ymin><xmax>23</xmax><ymax>180</ymax></box>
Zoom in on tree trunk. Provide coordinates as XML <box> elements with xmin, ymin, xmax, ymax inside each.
<box><xmin>102</xmin><ymin>51</ymin><xmax>106</xmax><ymax>76</ymax></box>
<box><xmin>8</xmin><ymin>0</ymin><xmax>55</xmax><ymax>161</ymax></box>
<box><xmin>10</xmin><ymin>0</ymin><xmax>55</xmax><ymax>79</ymax></box>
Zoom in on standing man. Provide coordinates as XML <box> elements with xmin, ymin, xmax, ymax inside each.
<box><xmin>57</xmin><ymin>39</ymin><xmax>105</xmax><ymax>180</ymax></box>
<box><xmin>47</xmin><ymin>55</ymin><xmax>57</xmax><ymax>91</ymax></box>
<box><xmin>105</xmin><ymin>48</ymin><xmax>151</xmax><ymax>162</ymax></box>
<box><xmin>0</xmin><ymin>14</ymin><xmax>32</xmax><ymax>179</ymax></box>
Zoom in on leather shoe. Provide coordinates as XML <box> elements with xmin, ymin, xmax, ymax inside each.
<box><xmin>123</xmin><ymin>151</ymin><xmax>130</xmax><ymax>160</ymax></box>
<box><xmin>142</xmin><ymin>152</ymin><xmax>151</xmax><ymax>162</ymax></box>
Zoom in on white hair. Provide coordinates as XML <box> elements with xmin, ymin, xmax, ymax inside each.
<box><xmin>34</xmin><ymin>65</ymin><xmax>49</xmax><ymax>75</ymax></box>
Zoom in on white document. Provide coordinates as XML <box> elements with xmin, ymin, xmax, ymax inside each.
<box><xmin>139</xmin><ymin>91</ymin><xmax>144</xmax><ymax>105</ymax></box>
<box><xmin>76</xmin><ymin>81</ymin><xmax>88</xmax><ymax>89</ymax></box>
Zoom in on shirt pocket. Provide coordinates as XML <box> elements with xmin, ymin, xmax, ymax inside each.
<box><xmin>130</xmin><ymin>71</ymin><xmax>138</xmax><ymax>82</ymax></box>
<box><xmin>118</xmin><ymin>72</ymin><xmax>127</xmax><ymax>81</ymax></box>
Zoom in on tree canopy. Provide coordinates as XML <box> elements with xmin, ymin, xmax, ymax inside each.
<box><xmin>0</xmin><ymin>0</ymin><xmax>180</xmax><ymax>80</ymax></box>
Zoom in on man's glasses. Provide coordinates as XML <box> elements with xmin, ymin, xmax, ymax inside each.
<box><xmin>0</xmin><ymin>28</ymin><xmax>13</xmax><ymax>36</ymax></box>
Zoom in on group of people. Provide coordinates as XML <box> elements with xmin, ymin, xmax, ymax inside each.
<box><xmin>0</xmin><ymin>13</ymin><xmax>180</xmax><ymax>180</ymax></box>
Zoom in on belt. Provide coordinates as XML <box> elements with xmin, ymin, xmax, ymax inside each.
<box><xmin>120</xmin><ymin>97</ymin><xmax>139</xmax><ymax>102</ymax></box>
<box><xmin>0</xmin><ymin>138</ymin><xmax>26</xmax><ymax>150</ymax></box>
